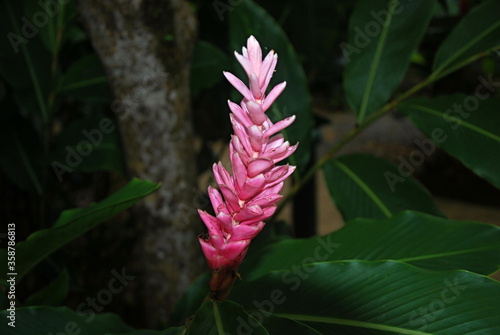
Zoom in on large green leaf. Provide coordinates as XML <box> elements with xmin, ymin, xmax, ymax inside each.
<box><xmin>229</xmin><ymin>0</ymin><xmax>314</xmax><ymax>174</ymax></box>
<box><xmin>0</xmin><ymin>178</ymin><xmax>160</xmax><ymax>286</ymax></box>
<box><xmin>190</xmin><ymin>41</ymin><xmax>229</xmax><ymax>95</ymax></box>
<box><xmin>0</xmin><ymin>306</ymin><xmax>134</xmax><ymax>335</ymax></box>
<box><xmin>232</xmin><ymin>261</ymin><xmax>500</xmax><ymax>334</ymax></box>
<box><xmin>433</xmin><ymin>0</ymin><xmax>500</xmax><ymax>75</ymax></box>
<box><xmin>399</xmin><ymin>95</ymin><xmax>500</xmax><ymax>189</ymax></box>
<box><xmin>24</xmin><ymin>268</ymin><xmax>70</xmax><ymax>306</ymax></box>
<box><xmin>323</xmin><ymin>154</ymin><xmax>443</xmax><ymax>221</ymax></box>
<box><xmin>187</xmin><ymin>300</ymin><xmax>268</xmax><ymax>335</ymax></box>
<box><xmin>343</xmin><ymin>0</ymin><xmax>435</xmax><ymax>123</ymax></box>
<box><xmin>189</xmin><ymin>308</ymin><xmax>321</xmax><ymax>335</ymax></box>
<box><xmin>238</xmin><ymin>211</ymin><xmax>500</xmax><ymax>282</ymax></box>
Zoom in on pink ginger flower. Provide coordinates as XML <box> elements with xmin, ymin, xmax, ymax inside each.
<box><xmin>198</xmin><ymin>36</ymin><xmax>298</xmax><ymax>300</ymax></box>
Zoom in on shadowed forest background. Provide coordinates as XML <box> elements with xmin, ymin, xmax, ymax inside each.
<box><xmin>1</xmin><ymin>0</ymin><xmax>499</xmax><ymax>332</ymax></box>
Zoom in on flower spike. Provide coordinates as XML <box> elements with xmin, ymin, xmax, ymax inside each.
<box><xmin>198</xmin><ymin>36</ymin><xmax>297</xmax><ymax>301</ymax></box>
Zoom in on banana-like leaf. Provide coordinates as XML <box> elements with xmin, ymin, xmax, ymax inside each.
<box><xmin>188</xmin><ymin>300</ymin><xmax>324</xmax><ymax>335</ymax></box>
<box><xmin>343</xmin><ymin>0</ymin><xmax>435</xmax><ymax>123</ymax></box>
<box><xmin>24</xmin><ymin>268</ymin><xmax>70</xmax><ymax>306</ymax></box>
<box><xmin>238</xmin><ymin>211</ymin><xmax>500</xmax><ymax>281</ymax></box>
<box><xmin>187</xmin><ymin>300</ymin><xmax>268</xmax><ymax>335</ymax></box>
<box><xmin>399</xmin><ymin>95</ymin><xmax>500</xmax><ymax>189</ymax></box>
<box><xmin>0</xmin><ymin>306</ymin><xmax>134</xmax><ymax>335</ymax></box>
<box><xmin>323</xmin><ymin>154</ymin><xmax>443</xmax><ymax>221</ymax></box>
<box><xmin>0</xmin><ymin>178</ymin><xmax>160</xmax><ymax>286</ymax></box>
<box><xmin>433</xmin><ymin>0</ymin><xmax>500</xmax><ymax>75</ymax></box>
<box><xmin>231</xmin><ymin>261</ymin><xmax>500</xmax><ymax>334</ymax></box>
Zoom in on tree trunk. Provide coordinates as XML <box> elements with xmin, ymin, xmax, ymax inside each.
<box><xmin>78</xmin><ymin>0</ymin><xmax>202</xmax><ymax>326</ymax></box>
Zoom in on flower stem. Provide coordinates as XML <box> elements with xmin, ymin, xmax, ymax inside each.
<box><xmin>209</xmin><ymin>267</ymin><xmax>237</xmax><ymax>301</ymax></box>
<box><xmin>212</xmin><ymin>300</ymin><xmax>225</xmax><ymax>335</ymax></box>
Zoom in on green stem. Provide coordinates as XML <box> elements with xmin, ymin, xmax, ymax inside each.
<box><xmin>212</xmin><ymin>300</ymin><xmax>225</xmax><ymax>335</ymax></box>
<box><xmin>430</xmin><ymin>49</ymin><xmax>497</xmax><ymax>82</ymax></box>
<box><xmin>432</xmin><ymin>19</ymin><xmax>500</xmax><ymax>78</ymax></box>
<box><xmin>47</xmin><ymin>2</ymin><xmax>66</xmax><ymax>115</ymax></box>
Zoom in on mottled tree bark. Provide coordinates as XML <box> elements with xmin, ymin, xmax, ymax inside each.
<box><xmin>78</xmin><ymin>0</ymin><xmax>202</xmax><ymax>326</ymax></box>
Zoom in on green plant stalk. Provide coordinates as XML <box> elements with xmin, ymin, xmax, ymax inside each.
<box><xmin>47</xmin><ymin>3</ymin><xmax>66</xmax><ymax>115</ymax></box>
<box><xmin>430</xmin><ymin>49</ymin><xmax>498</xmax><ymax>82</ymax></box>
<box><xmin>45</xmin><ymin>6</ymin><xmax>66</xmax><ymax>148</ymax></box>
<box><xmin>212</xmin><ymin>301</ymin><xmax>225</xmax><ymax>335</ymax></box>
<box><xmin>273</xmin><ymin>50</ymin><xmax>495</xmax><ymax>219</ymax></box>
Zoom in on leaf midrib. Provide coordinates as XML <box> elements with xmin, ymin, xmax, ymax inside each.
<box><xmin>398</xmin><ymin>244</ymin><xmax>500</xmax><ymax>263</ymax></box>
<box><xmin>434</xmin><ymin>15</ymin><xmax>500</xmax><ymax>74</ymax></box>
<box><xmin>404</xmin><ymin>103</ymin><xmax>500</xmax><ymax>142</ymax></box>
<box><xmin>212</xmin><ymin>301</ymin><xmax>225</xmax><ymax>335</ymax></box>
<box><xmin>59</xmin><ymin>76</ymin><xmax>108</xmax><ymax>92</ymax></box>
<box><xmin>273</xmin><ymin>313</ymin><xmax>431</xmax><ymax>335</ymax></box>
<box><xmin>40</xmin><ymin>183</ymin><xmax>160</xmax><ymax>233</ymax></box>
<box><xmin>357</xmin><ymin>0</ymin><xmax>397</xmax><ymax>123</ymax></box>
<box><xmin>2</xmin><ymin>182</ymin><xmax>160</xmax><ymax>284</ymax></box>
<box><xmin>245</xmin><ymin>234</ymin><xmax>499</xmax><ymax>281</ymax></box>
<box><xmin>334</xmin><ymin>160</ymin><xmax>392</xmax><ymax>218</ymax></box>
